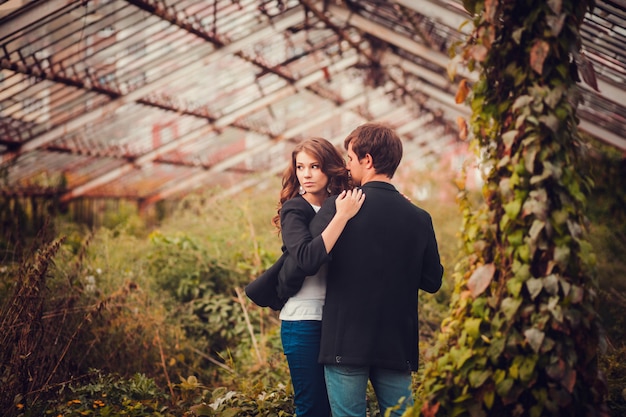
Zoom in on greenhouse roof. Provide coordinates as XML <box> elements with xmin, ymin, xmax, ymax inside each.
<box><xmin>1</xmin><ymin>0</ymin><xmax>625</xmax><ymax>208</ymax></box>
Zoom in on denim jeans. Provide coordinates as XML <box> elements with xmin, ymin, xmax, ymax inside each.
<box><xmin>281</xmin><ymin>320</ymin><xmax>330</xmax><ymax>417</ymax></box>
<box><xmin>324</xmin><ymin>364</ymin><xmax>413</xmax><ymax>417</ymax></box>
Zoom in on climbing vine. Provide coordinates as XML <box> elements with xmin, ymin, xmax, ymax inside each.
<box><xmin>414</xmin><ymin>0</ymin><xmax>609</xmax><ymax>416</ymax></box>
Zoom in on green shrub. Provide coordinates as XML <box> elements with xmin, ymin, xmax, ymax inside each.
<box><xmin>28</xmin><ymin>371</ymin><xmax>172</xmax><ymax>417</ymax></box>
<box><xmin>147</xmin><ymin>231</ymin><xmax>237</xmax><ymax>301</ymax></box>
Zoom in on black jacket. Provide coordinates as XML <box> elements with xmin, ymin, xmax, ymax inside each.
<box><xmin>276</xmin><ymin>196</ymin><xmax>330</xmax><ymax>298</ymax></box>
<box><xmin>309</xmin><ymin>182</ymin><xmax>443</xmax><ymax>371</ymax></box>
<box><xmin>245</xmin><ymin>196</ymin><xmax>330</xmax><ymax>309</ymax></box>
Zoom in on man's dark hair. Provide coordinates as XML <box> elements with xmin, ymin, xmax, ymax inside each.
<box><xmin>344</xmin><ymin>122</ymin><xmax>403</xmax><ymax>178</ymax></box>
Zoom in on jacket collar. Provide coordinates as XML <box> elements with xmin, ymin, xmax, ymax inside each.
<box><xmin>360</xmin><ymin>181</ymin><xmax>397</xmax><ymax>192</ymax></box>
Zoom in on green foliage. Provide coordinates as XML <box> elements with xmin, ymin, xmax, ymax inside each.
<box><xmin>414</xmin><ymin>0</ymin><xmax>609</xmax><ymax>416</ymax></box>
<box><xmin>590</xmin><ymin>204</ymin><xmax>626</xmax><ymax>416</ymax></box>
<box><xmin>599</xmin><ymin>342</ymin><xmax>626</xmax><ymax>417</ymax></box>
<box><xmin>0</xmin><ymin>189</ymin><xmax>293</xmax><ymax>415</ymax></box>
<box><xmin>157</xmin><ymin>188</ymin><xmax>283</xmax><ymax>278</ymax></box>
<box><xmin>28</xmin><ymin>371</ymin><xmax>171</xmax><ymax>417</ymax></box>
<box><xmin>194</xmin><ymin>385</ymin><xmax>294</xmax><ymax>416</ymax></box>
<box><xmin>147</xmin><ymin>231</ymin><xmax>236</xmax><ymax>302</ymax></box>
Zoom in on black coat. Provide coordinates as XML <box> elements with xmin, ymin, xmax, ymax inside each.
<box><xmin>276</xmin><ymin>196</ymin><xmax>330</xmax><ymax>298</ymax></box>
<box><xmin>245</xmin><ymin>196</ymin><xmax>329</xmax><ymax>310</ymax></box>
<box><xmin>309</xmin><ymin>181</ymin><xmax>443</xmax><ymax>371</ymax></box>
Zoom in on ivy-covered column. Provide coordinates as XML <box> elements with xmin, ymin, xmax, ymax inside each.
<box><xmin>414</xmin><ymin>0</ymin><xmax>609</xmax><ymax>416</ymax></box>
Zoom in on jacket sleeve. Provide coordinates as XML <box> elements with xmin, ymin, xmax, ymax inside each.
<box><xmin>244</xmin><ymin>252</ymin><xmax>288</xmax><ymax>311</ymax></box>
<box><xmin>419</xmin><ymin>213</ymin><xmax>444</xmax><ymax>293</ymax></box>
<box><xmin>276</xmin><ymin>197</ymin><xmax>334</xmax><ymax>299</ymax></box>
<box><xmin>277</xmin><ymin>254</ymin><xmax>307</xmax><ymax>299</ymax></box>
<box><xmin>309</xmin><ymin>196</ymin><xmax>336</xmax><ymax>237</ymax></box>
<box><xmin>280</xmin><ymin>197</ymin><xmax>331</xmax><ymax>275</ymax></box>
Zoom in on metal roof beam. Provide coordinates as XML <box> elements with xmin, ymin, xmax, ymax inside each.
<box><xmin>2</xmin><ymin>5</ymin><xmax>305</xmax><ymax>164</ymax></box>
<box><xmin>331</xmin><ymin>3</ymin><xmax>624</xmax><ymax>150</ymax></box>
<box><xmin>0</xmin><ymin>0</ymin><xmax>77</xmax><ymax>40</ymax></box>
<box><xmin>327</xmin><ymin>4</ymin><xmax>471</xmax><ymax>78</ymax></box>
<box><xmin>397</xmin><ymin>0</ymin><xmax>625</xmax><ymax>105</ymax></box>
<box><xmin>138</xmin><ymin>54</ymin><xmax>362</xmax><ymax>206</ymax></box>
<box><xmin>204</xmin><ymin>103</ymin><xmax>428</xmax><ymax>204</ymax></box>
<box><xmin>393</xmin><ymin>0</ymin><xmax>471</xmax><ymax>33</ymax></box>
<box><xmin>579</xmin><ymin>119</ymin><xmax>626</xmax><ymax>151</ymax></box>
<box><xmin>61</xmin><ymin>52</ymin><xmax>359</xmax><ymax>203</ymax></box>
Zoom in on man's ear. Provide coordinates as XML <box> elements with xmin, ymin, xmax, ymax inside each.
<box><xmin>363</xmin><ymin>153</ymin><xmax>374</xmax><ymax>169</ymax></box>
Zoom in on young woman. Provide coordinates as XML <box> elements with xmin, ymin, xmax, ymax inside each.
<box><xmin>273</xmin><ymin>137</ymin><xmax>364</xmax><ymax>417</ymax></box>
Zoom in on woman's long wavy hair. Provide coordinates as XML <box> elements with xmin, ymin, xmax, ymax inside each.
<box><xmin>271</xmin><ymin>137</ymin><xmax>351</xmax><ymax>230</ymax></box>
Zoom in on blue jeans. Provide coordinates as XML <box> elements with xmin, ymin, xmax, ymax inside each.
<box><xmin>324</xmin><ymin>365</ymin><xmax>413</xmax><ymax>417</ymax></box>
<box><xmin>281</xmin><ymin>320</ymin><xmax>330</xmax><ymax>417</ymax></box>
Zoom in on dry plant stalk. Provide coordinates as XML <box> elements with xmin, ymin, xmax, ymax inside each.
<box><xmin>0</xmin><ymin>238</ymin><xmax>64</xmax><ymax>414</ymax></box>
<box><xmin>235</xmin><ymin>286</ymin><xmax>263</xmax><ymax>364</ymax></box>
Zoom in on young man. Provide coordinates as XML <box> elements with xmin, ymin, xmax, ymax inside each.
<box><xmin>309</xmin><ymin>122</ymin><xmax>444</xmax><ymax>417</ymax></box>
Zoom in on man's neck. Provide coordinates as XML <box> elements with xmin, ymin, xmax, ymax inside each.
<box><xmin>360</xmin><ymin>173</ymin><xmax>392</xmax><ymax>186</ymax></box>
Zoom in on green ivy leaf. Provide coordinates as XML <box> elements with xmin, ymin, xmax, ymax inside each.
<box><xmin>513</xmin><ymin>261</ymin><xmax>531</xmax><ymax>280</ymax></box>
<box><xmin>453</xmin><ymin>347</ymin><xmax>475</xmax><ymax>369</ymax></box>
<box><xmin>547</xmin><ymin>0</ymin><xmax>563</xmax><ymax>13</ymax></box>
<box><xmin>543</xmin><ymin>274</ymin><xmax>559</xmax><ymax>295</ymax></box>
<box><xmin>526</xmin><ymin>278</ymin><xmax>543</xmax><ymax>300</ymax></box>
<box><xmin>501</xmin><ymin>297</ymin><xmax>522</xmax><ymax>321</ymax></box>
<box><xmin>569</xmin><ymin>285</ymin><xmax>584</xmax><ymax>304</ymax></box>
<box><xmin>517</xmin><ymin>245</ymin><xmax>531</xmax><ymax>264</ymax></box>
<box><xmin>471</xmin><ymin>297</ymin><xmax>489</xmax><ymax>318</ymax></box>
<box><xmin>507</xmin><ymin>229</ymin><xmax>524</xmax><ymax>247</ymax></box>
<box><xmin>504</xmin><ymin>199</ymin><xmax>522</xmax><ymax>220</ymax></box>
<box><xmin>524</xmin><ymin>328</ymin><xmax>545</xmax><ymax>353</ymax></box>
<box><xmin>519</xmin><ymin>355</ymin><xmax>538</xmax><ymax>382</ymax></box>
<box><xmin>506</xmin><ymin>276</ymin><xmax>524</xmax><ymax>298</ymax></box>
<box><xmin>554</xmin><ymin>245</ymin><xmax>571</xmax><ymax>267</ymax></box>
<box><xmin>528</xmin><ymin>219</ymin><xmax>545</xmax><ymax>241</ymax></box>
<box><xmin>547</xmin><ymin>14</ymin><xmax>567</xmax><ymax>36</ymax></box>
<box><xmin>539</xmin><ymin>114</ymin><xmax>560</xmax><ymax>133</ymax></box>
<box><xmin>512</xmin><ymin>95</ymin><xmax>533</xmax><ymax>111</ymax></box>
<box><xmin>502</xmin><ymin>130</ymin><xmax>518</xmax><ymax>150</ymax></box>
<box><xmin>497</xmin><ymin>154</ymin><xmax>511</xmax><ymax>169</ymax></box>
<box><xmin>464</xmin><ymin>317</ymin><xmax>483</xmax><ymax>340</ymax></box>
<box><xmin>512</xmin><ymin>27</ymin><xmax>524</xmax><ymax>44</ymax></box>
<box><xmin>190</xmin><ymin>404</ymin><xmax>214</xmax><ymax>416</ymax></box>
<box><xmin>484</xmin><ymin>389</ymin><xmax>495</xmax><ymax>409</ymax></box>
<box><xmin>469</xmin><ymin>369</ymin><xmax>492</xmax><ymax>388</ymax></box>
<box><xmin>496</xmin><ymin>378</ymin><xmax>514</xmax><ymax>397</ymax></box>
<box><xmin>577</xmin><ymin>239</ymin><xmax>597</xmax><ymax>267</ymax></box>
<box><xmin>462</xmin><ymin>0</ymin><xmax>478</xmax><ymax>15</ymax></box>
<box><xmin>551</xmin><ymin>208</ymin><xmax>569</xmax><ymax>224</ymax></box>
<box><xmin>524</xmin><ymin>145</ymin><xmax>539</xmax><ymax>173</ymax></box>
<box><xmin>544</xmin><ymin>84</ymin><xmax>565</xmax><ymax>109</ymax></box>
<box><xmin>531</xmin><ymin>162</ymin><xmax>558</xmax><ymax>184</ymax></box>
<box><xmin>522</xmin><ymin>189</ymin><xmax>548</xmax><ymax>220</ymax></box>
<box><xmin>547</xmin><ymin>295</ymin><xmax>564</xmax><ymax>322</ymax></box>
<box><xmin>487</xmin><ymin>337</ymin><xmax>506</xmax><ymax>363</ymax></box>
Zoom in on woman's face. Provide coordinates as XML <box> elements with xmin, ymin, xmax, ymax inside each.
<box><xmin>295</xmin><ymin>150</ymin><xmax>329</xmax><ymax>197</ymax></box>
